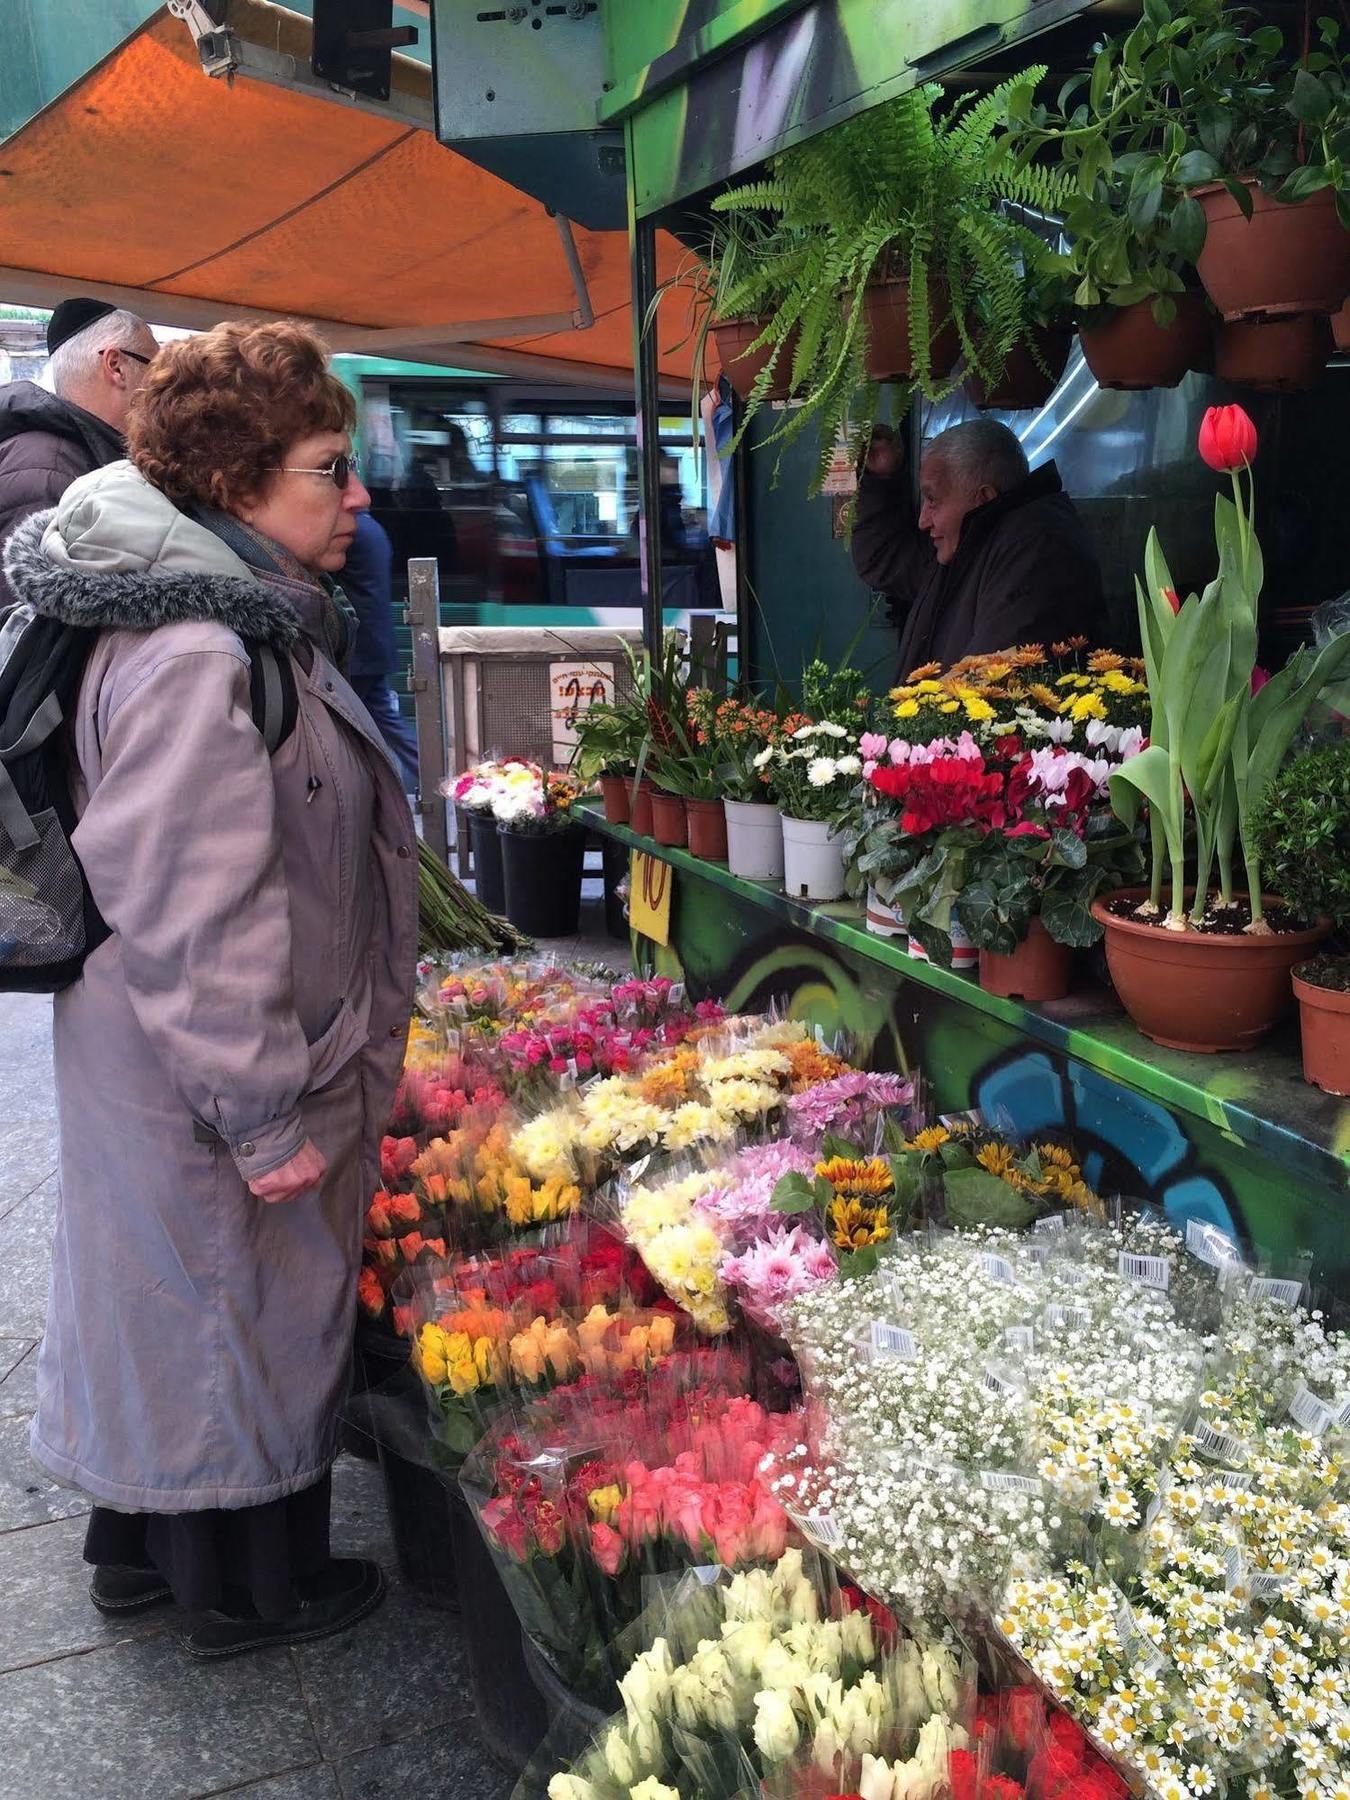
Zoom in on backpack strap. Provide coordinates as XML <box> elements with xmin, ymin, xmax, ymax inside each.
<box><xmin>0</xmin><ymin>692</ymin><xmax>65</xmax><ymax>851</ymax></box>
<box><xmin>245</xmin><ymin>642</ymin><xmax>298</xmax><ymax>756</ymax></box>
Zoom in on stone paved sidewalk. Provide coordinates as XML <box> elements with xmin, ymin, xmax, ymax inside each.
<box><xmin>0</xmin><ymin>915</ymin><xmax>628</xmax><ymax>1800</ymax></box>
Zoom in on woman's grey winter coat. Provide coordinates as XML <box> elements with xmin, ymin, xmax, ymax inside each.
<box><xmin>3</xmin><ymin>461</ymin><xmax>418</xmax><ymax>1511</ymax></box>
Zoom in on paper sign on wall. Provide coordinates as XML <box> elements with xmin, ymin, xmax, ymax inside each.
<box><xmin>550</xmin><ymin>660</ymin><xmax>614</xmax><ymax>759</ymax></box>
<box><xmin>630</xmin><ymin>851</ymin><xmax>672</xmax><ymax>947</ymax></box>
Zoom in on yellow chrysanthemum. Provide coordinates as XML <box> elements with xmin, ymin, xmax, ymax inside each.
<box><xmin>963</xmin><ymin>697</ymin><xmax>996</xmax><ymax>722</ymax></box>
<box><xmin>975</xmin><ymin>1142</ymin><xmax>1019</xmax><ymax>1179</ymax></box>
<box><xmin>908</xmin><ymin>1125</ymin><xmax>951</xmax><ymax>1153</ymax></box>
<box><xmin>1027</xmin><ymin>684</ymin><xmax>1062</xmax><ymax>712</ymax></box>
<box><xmin>939</xmin><ymin>699</ymin><xmax>961</xmax><ymax>714</ymax></box>
<box><xmin>1069</xmin><ymin>692</ymin><xmax>1108</xmax><ymax>722</ymax></box>
<box><xmin>895</xmin><ymin>700</ymin><xmax>920</xmax><ymax>719</ymax></box>
<box><xmin>916</xmin><ymin>679</ymin><xmax>943</xmax><ymax>695</ymax></box>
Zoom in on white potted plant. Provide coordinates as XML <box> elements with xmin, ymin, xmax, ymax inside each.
<box><xmin>765</xmin><ymin>722</ymin><xmax>861</xmax><ymax>902</ymax></box>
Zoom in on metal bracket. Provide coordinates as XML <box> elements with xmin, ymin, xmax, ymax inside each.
<box><xmin>167</xmin><ymin>0</ymin><xmax>241</xmax><ymax>79</ymax></box>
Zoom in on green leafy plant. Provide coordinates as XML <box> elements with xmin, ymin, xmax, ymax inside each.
<box><xmin>1251</xmin><ymin>739</ymin><xmax>1350</xmax><ymax>933</ymax></box>
<box><xmin>1110</xmin><ymin>413</ymin><xmax>1350</xmax><ymax>932</ymax></box>
<box><xmin>1013</xmin><ymin>0</ymin><xmax>1350</xmax><ymax>320</ymax></box>
<box><xmin>708</xmin><ymin>73</ymin><xmax>1071</xmax><ymax>487</ymax></box>
<box><xmin>572</xmin><ymin>697</ymin><xmax>646</xmax><ymax>784</ymax></box>
<box><xmin>957</xmin><ymin>815</ymin><xmax>1146</xmax><ymax>954</ymax></box>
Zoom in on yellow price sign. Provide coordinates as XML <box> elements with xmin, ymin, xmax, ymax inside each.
<box><xmin>629</xmin><ymin>850</ymin><xmax>672</xmax><ymax>948</ymax></box>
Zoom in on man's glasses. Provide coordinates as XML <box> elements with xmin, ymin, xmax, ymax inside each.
<box><xmin>282</xmin><ymin>452</ymin><xmax>360</xmax><ymax>490</ymax></box>
<box><xmin>115</xmin><ymin>347</ymin><xmax>153</xmax><ymax>366</ymax></box>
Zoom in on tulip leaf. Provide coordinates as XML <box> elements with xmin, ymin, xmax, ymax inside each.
<box><xmin>1111</xmin><ymin>744</ymin><xmax>1176</xmax><ymax>836</ymax></box>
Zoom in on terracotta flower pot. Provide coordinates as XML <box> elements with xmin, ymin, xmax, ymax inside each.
<box><xmin>710</xmin><ymin>316</ymin><xmax>801</xmax><ymax>403</ymax></box>
<box><xmin>967</xmin><ymin>326</ymin><xmax>1072</xmax><ymax>410</ymax></box>
<box><xmin>1194</xmin><ymin>180</ymin><xmax>1350</xmax><ymax>321</ymax></box>
<box><xmin>598</xmin><ymin>773</ymin><xmax>631</xmax><ymax>826</ymax></box>
<box><xmin>1079</xmin><ymin>294</ymin><xmax>1211</xmax><ymax>390</ymax></box>
<box><xmin>1292</xmin><ymin>967</ymin><xmax>1350</xmax><ymax>1097</ymax></box>
<box><xmin>630</xmin><ymin>778</ymin><xmax>655</xmax><ymax>838</ymax></box>
<box><xmin>1090</xmin><ymin>888</ymin><xmax>1330</xmax><ymax>1053</ymax></box>
<box><xmin>858</xmin><ymin>278</ymin><xmax>962</xmax><ymax>383</ymax></box>
<box><xmin>685</xmin><ymin>796</ymin><xmax>728</xmax><ymax>861</ymax></box>
<box><xmin>1214</xmin><ymin>312</ymin><xmax>1333</xmax><ymax>393</ymax></box>
<box><xmin>978</xmin><ymin>918</ymin><xmax>1075</xmax><ymax>1003</ymax></box>
<box><xmin>650</xmin><ymin>789</ymin><xmax>688</xmax><ymax>849</ymax></box>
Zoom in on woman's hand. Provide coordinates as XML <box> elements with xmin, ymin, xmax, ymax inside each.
<box><xmin>248</xmin><ymin>1138</ymin><xmax>327</xmax><ymax>1203</ymax></box>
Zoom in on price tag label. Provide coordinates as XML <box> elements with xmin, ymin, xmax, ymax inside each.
<box><xmin>1004</xmin><ymin>1325</ymin><xmax>1035</xmax><ymax>1352</ymax></box>
<box><xmin>1192</xmin><ymin>1418</ymin><xmax>1248</xmax><ymax>1465</ymax></box>
<box><xmin>979</xmin><ymin>1252</ymin><xmax>1016</xmax><ymax>1285</ymax></box>
<box><xmin>1249</xmin><ymin>1276</ymin><xmax>1304</xmax><ymax>1309</ymax></box>
<box><xmin>1034</xmin><ymin>1214</ymin><xmax>1066</xmax><ymax>1236</ymax></box>
<box><xmin>978</xmin><ymin>1470</ymin><xmax>1042</xmax><ymax>1495</ymax></box>
<box><xmin>1061</xmin><ymin>1264</ymin><xmax>1091</xmax><ymax>1289</ymax></box>
<box><xmin>1289</xmin><ymin>1383</ymin><xmax>1336</xmax><ymax>1437</ymax></box>
<box><xmin>869</xmin><ymin>1320</ymin><xmax>918</xmax><ymax>1361</ymax></box>
<box><xmin>1119</xmin><ymin>1251</ymin><xmax>1171</xmax><ymax>1291</ymax></box>
<box><xmin>629</xmin><ymin>850</ymin><xmax>672</xmax><ymax>948</ymax></box>
<box><xmin>1186</xmin><ymin>1219</ymin><xmax>1241</xmax><ymax>1270</ymax></box>
<box><xmin>982</xmin><ymin>1362</ymin><xmax>1024</xmax><ymax>1397</ymax></box>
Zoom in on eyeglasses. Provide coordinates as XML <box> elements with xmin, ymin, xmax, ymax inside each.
<box><xmin>281</xmin><ymin>452</ymin><xmax>360</xmax><ymax>490</ymax></box>
<box><xmin>114</xmin><ymin>347</ymin><xmax>153</xmax><ymax>366</ymax></box>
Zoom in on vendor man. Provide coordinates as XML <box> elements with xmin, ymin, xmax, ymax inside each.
<box><xmin>851</xmin><ymin>417</ymin><xmax>1103</xmax><ymax>675</ymax></box>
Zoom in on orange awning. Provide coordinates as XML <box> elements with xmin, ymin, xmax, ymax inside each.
<box><xmin>0</xmin><ymin>10</ymin><xmax>695</xmax><ymax>393</ymax></box>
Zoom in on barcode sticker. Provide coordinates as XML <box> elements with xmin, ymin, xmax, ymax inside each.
<box><xmin>1224</xmin><ymin>1545</ymin><xmax>1246</xmax><ymax>1593</ymax></box>
<box><xmin>1192</xmin><ymin>1418</ymin><xmax>1248</xmax><ymax>1465</ymax></box>
<box><xmin>1250</xmin><ymin>1276</ymin><xmax>1304</xmax><ymax>1309</ymax></box>
<box><xmin>869</xmin><ymin>1320</ymin><xmax>918</xmax><ymax>1361</ymax></box>
<box><xmin>1289</xmin><ymin>1383</ymin><xmax>1336</xmax><ymax>1436</ymax></box>
<box><xmin>982</xmin><ymin>1363</ymin><xmax>1024</xmax><ymax>1397</ymax></box>
<box><xmin>1208</xmin><ymin>1471</ymin><xmax>1257</xmax><ymax>1495</ymax></box>
<box><xmin>1004</xmin><ymin>1326</ymin><xmax>1036</xmax><ymax>1352</ymax></box>
<box><xmin>1035</xmin><ymin>1214</ymin><xmax>1066</xmax><ymax>1235</ymax></box>
<box><xmin>804</xmin><ymin>1512</ymin><xmax>841</xmax><ymax>1548</ymax></box>
<box><xmin>1248</xmin><ymin>1570</ymin><xmax>1289</xmax><ymax>1599</ymax></box>
<box><xmin>1186</xmin><ymin>1219</ymin><xmax>1241</xmax><ymax>1270</ymax></box>
<box><xmin>978</xmin><ymin>1470</ymin><xmax>1041</xmax><ymax>1494</ymax></box>
<box><xmin>1114</xmin><ymin>1597</ymin><xmax>1165</xmax><ymax>1674</ymax></box>
<box><xmin>979</xmin><ymin>1252</ymin><xmax>1016</xmax><ymax>1285</ymax></box>
<box><xmin>1061</xmin><ymin>1264</ymin><xmax>1091</xmax><ymax>1288</ymax></box>
<box><xmin>1119</xmin><ymin>1251</ymin><xmax>1171</xmax><ymax>1291</ymax></box>
<box><xmin>1027</xmin><ymin>1242</ymin><xmax>1053</xmax><ymax>1267</ymax></box>
<box><xmin>1335</xmin><ymin>1395</ymin><xmax>1350</xmax><ymax>1429</ymax></box>
<box><xmin>1144</xmin><ymin>1487</ymin><xmax>1167</xmax><ymax>1527</ymax></box>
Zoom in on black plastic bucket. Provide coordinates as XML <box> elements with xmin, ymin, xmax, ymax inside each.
<box><xmin>355</xmin><ymin>1325</ymin><xmax>459</xmax><ymax>1612</ymax></box>
<box><xmin>499</xmin><ymin>825</ymin><xmax>585</xmax><ymax>938</ymax></box>
<box><xmin>466</xmin><ymin>808</ymin><xmax>506</xmax><ymax>914</ymax></box>
<box><xmin>448</xmin><ymin>1486</ymin><xmax>549</xmax><ymax>1775</ymax></box>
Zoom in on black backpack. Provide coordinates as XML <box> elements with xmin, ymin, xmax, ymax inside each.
<box><xmin>0</xmin><ymin>607</ymin><xmax>297</xmax><ymax>993</ymax></box>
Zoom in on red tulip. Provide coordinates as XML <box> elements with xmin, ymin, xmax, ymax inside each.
<box><xmin>1163</xmin><ymin>586</ymin><xmax>1182</xmax><ymax>615</ymax></box>
<box><xmin>1198</xmin><ymin>404</ymin><xmax>1257</xmax><ymax>472</ymax></box>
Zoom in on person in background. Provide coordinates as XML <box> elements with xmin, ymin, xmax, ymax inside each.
<box><xmin>341</xmin><ymin>508</ymin><xmax>419</xmax><ymax>792</ymax></box>
<box><xmin>851</xmin><ymin>417</ymin><xmax>1104</xmax><ymax>675</ymax></box>
<box><xmin>0</xmin><ymin>299</ymin><xmax>158</xmax><ymax>616</ymax></box>
<box><xmin>3</xmin><ymin>319</ymin><xmax>417</xmax><ymax>1659</ymax></box>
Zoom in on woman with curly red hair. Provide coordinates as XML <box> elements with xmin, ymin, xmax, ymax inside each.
<box><xmin>2</xmin><ymin>320</ymin><xmax>417</xmax><ymax>1656</ymax></box>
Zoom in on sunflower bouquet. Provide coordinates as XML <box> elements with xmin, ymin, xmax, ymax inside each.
<box><xmin>896</xmin><ymin>1119</ymin><xmax>1104</xmax><ymax>1230</ymax></box>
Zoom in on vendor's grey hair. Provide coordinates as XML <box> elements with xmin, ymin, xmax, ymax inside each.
<box><xmin>923</xmin><ymin>418</ymin><xmax>1029</xmax><ymax>495</ymax></box>
<box><xmin>46</xmin><ymin>308</ymin><xmax>151</xmax><ymax>399</ymax></box>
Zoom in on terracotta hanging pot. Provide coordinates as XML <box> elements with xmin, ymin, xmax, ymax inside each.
<box><xmin>598</xmin><ymin>774</ymin><xmax>631</xmax><ymax>826</ymax></box>
<box><xmin>710</xmin><ymin>316</ymin><xmax>801</xmax><ymax>403</ymax></box>
<box><xmin>1194</xmin><ymin>181</ymin><xmax>1350</xmax><ymax>322</ymax></box>
<box><xmin>630</xmin><ymin>778</ymin><xmax>655</xmax><ymax>838</ymax></box>
<box><xmin>978</xmin><ymin>918</ymin><xmax>1075</xmax><ymax>1002</ymax></box>
<box><xmin>858</xmin><ymin>278</ymin><xmax>962</xmax><ymax>384</ymax></box>
<box><xmin>1292</xmin><ymin>965</ymin><xmax>1350</xmax><ymax>1096</ymax></box>
<box><xmin>966</xmin><ymin>326</ymin><xmax>1073</xmax><ymax>411</ymax></box>
<box><xmin>1214</xmin><ymin>312</ymin><xmax>1333</xmax><ymax>392</ymax></box>
<box><xmin>1090</xmin><ymin>888</ymin><xmax>1330</xmax><ymax>1053</ymax></box>
<box><xmin>649</xmin><ymin>789</ymin><xmax>688</xmax><ymax>849</ymax></box>
<box><xmin>1079</xmin><ymin>294</ymin><xmax>1211</xmax><ymax>390</ymax></box>
<box><xmin>685</xmin><ymin>796</ymin><xmax>728</xmax><ymax>862</ymax></box>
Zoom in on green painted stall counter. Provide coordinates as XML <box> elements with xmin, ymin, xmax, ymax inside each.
<box><xmin>580</xmin><ymin>803</ymin><xmax>1350</xmax><ymax>1293</ymax></box>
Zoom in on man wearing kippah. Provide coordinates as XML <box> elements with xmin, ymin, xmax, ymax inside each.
<box><xmin>0</xmin><ymin>298</ymin><xmax>159</xmax><ymax>620</ymax></box>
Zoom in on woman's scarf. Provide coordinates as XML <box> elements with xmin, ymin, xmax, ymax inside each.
<box><xmin>190</xmin><ymin>505</ymin><xmax>358</xmax><ymax>670</ymax></box>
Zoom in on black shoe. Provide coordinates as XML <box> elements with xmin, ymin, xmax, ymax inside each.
<box><xmin>90</xmin><ymin>1564</ymin><xmax>174</xmax><ymax>1616</ymax></box>
<box><xmin>181</xmin><ymin>1558</ymin><xmax>386</xmax><ymax>1660</ymax></box>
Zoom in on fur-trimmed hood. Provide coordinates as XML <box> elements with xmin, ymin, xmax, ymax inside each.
<box><xmin>2</xmin><ymin>459</ymin><xmax>300</xmax><ymax>648</ymax></box>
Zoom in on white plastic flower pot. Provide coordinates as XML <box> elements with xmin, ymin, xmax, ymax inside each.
<box><xmin>781</xmin><ymin>816</ymin><xmax>846</xmax><ymax>902</ymax></box>
<box><xmin>724</xmin><ymin>800</ymin><xmax>785</xmax><ymax>881</ymax></box>
<box><xmin>907</xmin><ymin>917</ymin><xmax>977</xmax><ymax>970</ymax></box>
<box><xmin>865</xmin><ymin>887</ymin><xmax>907</xmax><ymax>940</ymax></box>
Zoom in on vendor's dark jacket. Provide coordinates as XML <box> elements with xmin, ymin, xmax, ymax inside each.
<box><xmin>0</xmin><ymin>382</ymin><xmax>124</xmax><ymax>618</ymax></box>
<box><xmin>851</xmin><ymin>460</ymin><xmax>1104</xmax><ymax>677</ymax></box>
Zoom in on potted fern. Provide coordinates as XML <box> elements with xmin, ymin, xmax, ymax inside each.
<box><xmin>709</xmin><ymin>73</ymin><xmax>1070</xmax><ymax>488</ymax></box>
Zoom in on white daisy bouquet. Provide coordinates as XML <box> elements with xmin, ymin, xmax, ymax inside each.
<box><xmin>765</xmin><ymin>721</ymin><xmax>864</xmax><ymax>824</ymax></box>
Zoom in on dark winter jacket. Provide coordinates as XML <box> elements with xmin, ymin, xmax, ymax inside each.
<box><xmin>0</xmin><ymin>382</ymin><xmax>125</xmax><ymax>617</ymax></box>
<box><xmin>851</xmin><ymin>460</ymin><xmax>1104</xmax><ymax>676</ymax></box>
<box><xmin>341</xmin><ymin>510</ymin><xmax>399</xmax><ymax>690</ymax></box>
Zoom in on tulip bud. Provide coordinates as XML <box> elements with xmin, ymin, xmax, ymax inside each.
<box><xmin>1197</xmin><ymin>404</ymin><xmax>1258</xmax><ymax>473</ymax></box>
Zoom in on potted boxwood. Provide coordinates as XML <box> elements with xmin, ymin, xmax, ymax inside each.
<box><xmin>1253</xmin><ymin>738</ymin><xmax>1350</xmax><ymax>1093</ymax></box>
<box><xmin>710</xmin><ymin>72</ymin><xmax>1071</xmax><ymax>487</ymax></box>
<box><xmin>495</xmin><ymin>772</ymin><xmax>586</xmax><ymax>939</ymax></box>
<box><xmin>1094</xmin><ymin>405</ymin><xmax>1350</xmax><ymax>1051</ymax></box>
